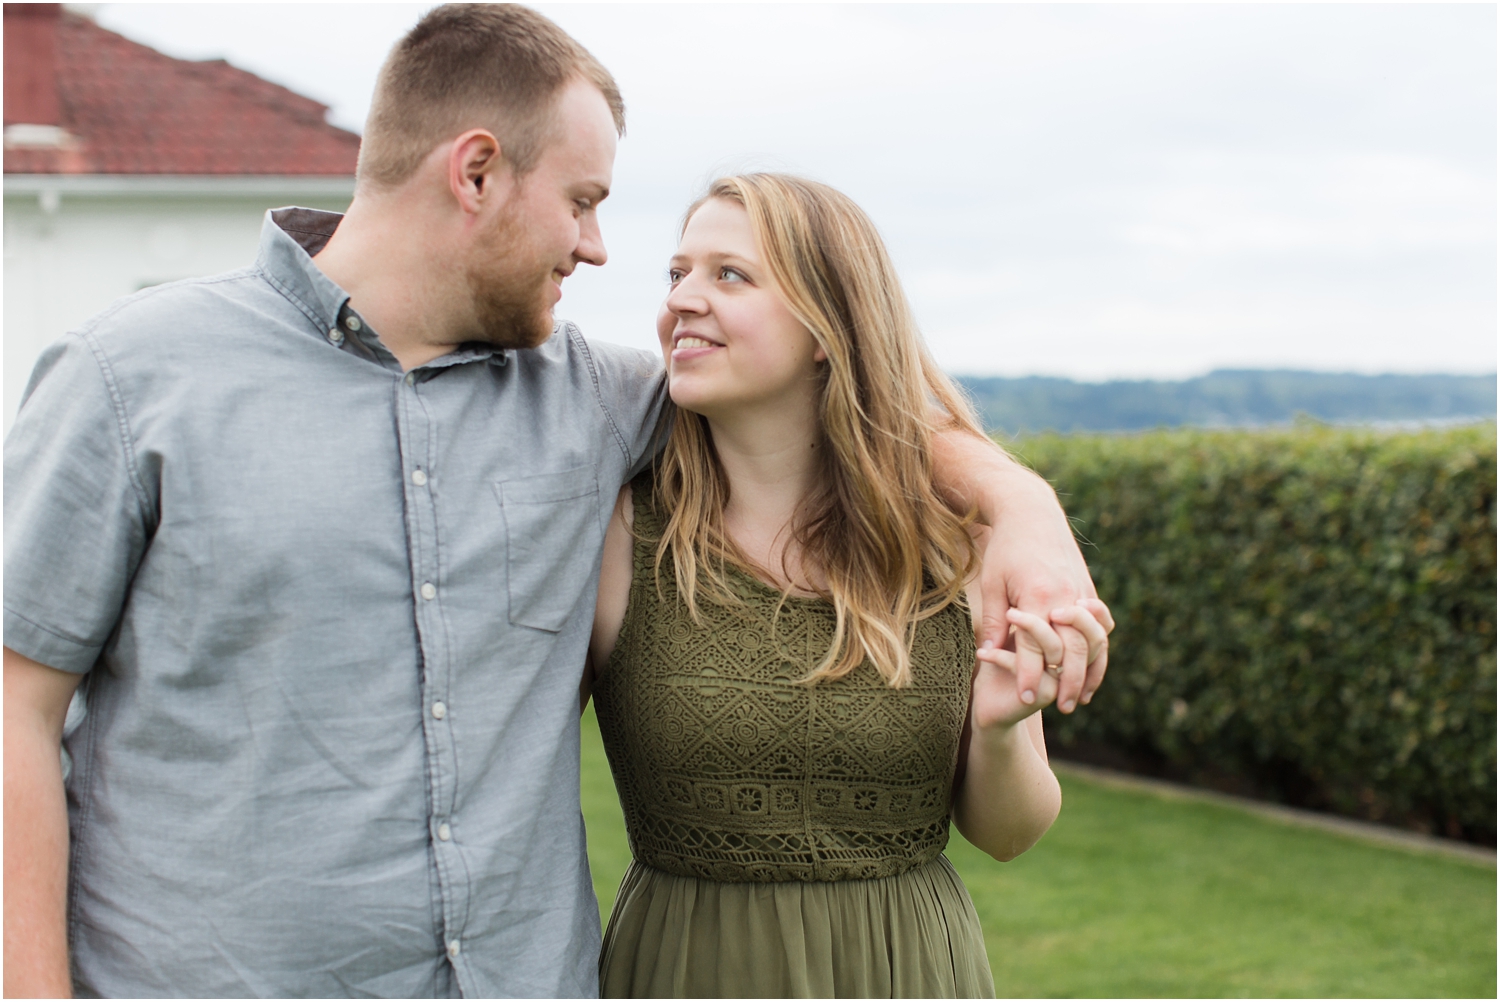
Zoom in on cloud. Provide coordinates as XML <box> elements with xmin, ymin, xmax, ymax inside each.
<box><xmin>94</xmin><ymin>2</ymin><xmax>1496</xmax><ymax>378</ymax></box>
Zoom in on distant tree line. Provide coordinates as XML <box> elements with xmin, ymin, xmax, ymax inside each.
<box><xmin>956</xmin><ymin>370</ymin><xmax>1497</xmax><ymax>434</ymax></box>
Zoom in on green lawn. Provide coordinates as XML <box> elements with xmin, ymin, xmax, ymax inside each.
<box><xmin>581</xmin><ymin>706</ymin><xmax>1495</xmax><ymax>998</ymax></box>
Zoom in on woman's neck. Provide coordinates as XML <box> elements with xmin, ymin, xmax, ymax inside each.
<box><xmin>705</xmin><ymin>399</ymin><xmax>824</xmax><ymax>593</ymax></box>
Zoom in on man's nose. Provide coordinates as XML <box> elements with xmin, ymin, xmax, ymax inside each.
<box><xmin>576</xmin><ymin>214</ymin><xmax>607</xmax><ymax>268</ymax></box>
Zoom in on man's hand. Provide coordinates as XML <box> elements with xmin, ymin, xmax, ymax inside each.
<box><xmin>933</xmin><ymin>427</ymin><xmax>1114</xmax><ymax>714</ymax></box>
<box><xmin>5</xmin><ymin>646</ymin><xmax>82</xmax><ymax>999</ymax></box>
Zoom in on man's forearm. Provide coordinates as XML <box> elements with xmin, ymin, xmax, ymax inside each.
<box><xmin>930</xmin><ymin>427</ymin><xmax>1056</xmax><ymax>527</ymax></box>
<box><xmin>4</xmin><ymin>726</ymin><xmax>73</xmax><ymax>997</ymax></box>
<box><xmin>931</xmin><ymin>426</ymin><xmax>1108</xmax><ymax>711</ymax></box>
<box><xmin>4</xmin><ymin>650</ymin><xmax>78</xmax><ymax>998</ymax></box>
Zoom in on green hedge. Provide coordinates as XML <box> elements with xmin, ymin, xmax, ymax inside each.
<box><xmin>1016</xmin><ymin>422</ymin><xmax>1496</xmax><ymax>839</ymax></box>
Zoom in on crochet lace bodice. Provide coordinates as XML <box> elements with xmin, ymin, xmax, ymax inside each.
<box><xmin>593</xmin><ymin>475</ymin><xmax>976</xmax><ymax>883</ymax></box>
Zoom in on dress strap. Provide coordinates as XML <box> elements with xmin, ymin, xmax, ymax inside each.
<box><xmin>626</xmin><ymin>470</ymin><xmax>667</xmax><ymax>592</ymax></box>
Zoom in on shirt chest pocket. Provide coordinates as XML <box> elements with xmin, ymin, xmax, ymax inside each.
<box><xmin>493</xmin><ymin>467</ymin><xmax>604</xmax><ymax>633</ymax></box>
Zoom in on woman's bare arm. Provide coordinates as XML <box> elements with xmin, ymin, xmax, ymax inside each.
<box><xmin>583</xmin><ymin>483</ymin><xmax>636</xmax><ymax>714</ymax></box>
<box><xmin>950</xmin><ymin>583</ymin><xmax>1108</xmax><ymax>860</ymax></box>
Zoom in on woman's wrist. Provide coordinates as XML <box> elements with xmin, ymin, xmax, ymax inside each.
<box><xmin>970</xmin><ymin>712</ymin><xmax>1033</xmax><ymax>758</ymax></box>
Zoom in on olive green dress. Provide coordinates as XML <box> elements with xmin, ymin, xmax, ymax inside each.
<box><xmin>592</xmin><ymin>477</ymin><xmax>995</xmax><ymax>998</ymax></box>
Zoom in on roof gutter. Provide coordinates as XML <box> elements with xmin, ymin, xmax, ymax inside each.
<box><xmin>3</xmin><ymin>174</ymin><xmax>356</xmax><ymax>200</ymax></box>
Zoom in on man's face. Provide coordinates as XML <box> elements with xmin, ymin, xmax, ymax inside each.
<box><xmin>466</xmin><ymin>78</ymin><xmax>617</xmax><ymax>349</ymax></box>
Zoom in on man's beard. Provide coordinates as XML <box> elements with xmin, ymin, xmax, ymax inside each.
<box><xmin>464</xmin><ymin>213</ymin><xmax>557</xmax><ymax>350</ymax></box>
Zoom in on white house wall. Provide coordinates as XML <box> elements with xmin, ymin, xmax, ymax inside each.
<box><xmin>4</xmin><ymin>179</ymin><xmax>353</xmax><ymax>432</ymax></box>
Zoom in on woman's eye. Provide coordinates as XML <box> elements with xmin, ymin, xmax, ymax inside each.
<box><xmin>666</xmin><ymin>269</ymin><xmax>683</xmax><ymax>285</ymax></box>
<box><xmin>719</xmin><ymin>267</ymin><xmax>745</xmax><ymax>283</ymax></box>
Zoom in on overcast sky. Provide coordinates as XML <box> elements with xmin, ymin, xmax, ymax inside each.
<box><xmin>93</xmin><ymin>2</ymin><xmax>1496</xmax><ymax>381</ymax></box>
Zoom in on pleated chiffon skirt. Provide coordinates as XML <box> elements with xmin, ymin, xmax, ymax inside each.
<box><xmin>599</xmin><ymin>855</ymin><xmax>995</xmax><ymax>998</ymax></box>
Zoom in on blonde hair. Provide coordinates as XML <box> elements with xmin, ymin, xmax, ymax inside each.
<box><xmin>649</xmin><ymin>173</ymin><xmax>984</xmax><ymax>687</ymax></box>
<box><xmin>359</xmin><ymin>4</ymin><xmax>624</xmax><ymax>189</ymax></box>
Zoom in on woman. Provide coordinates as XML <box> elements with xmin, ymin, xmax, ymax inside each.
<box><xmin>585</xmin><ymin>174</ymin><xmax>1110</xmax><ymax>998</ymax></box>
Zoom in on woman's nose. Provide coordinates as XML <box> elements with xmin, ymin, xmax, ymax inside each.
<box><xmin>665</xmin><ymin>276</ymin><xmax>707</xmax><ymax>316</ymax></box>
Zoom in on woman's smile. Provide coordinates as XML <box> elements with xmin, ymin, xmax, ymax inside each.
<box><xmin>670</xmin><ymin>332</ymin><xmax>723</xmax><ymax>362</ymax></box>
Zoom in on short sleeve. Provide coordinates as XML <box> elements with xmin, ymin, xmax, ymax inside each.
<box><xmin>574</xmin><ymin>331</ymin><xmax>670</xmax><ymax>481</ymax></box>
<box><xmin>4</xmin><ymin>333</ymin><xmax>152</xmax><ymax>673</ymax></box>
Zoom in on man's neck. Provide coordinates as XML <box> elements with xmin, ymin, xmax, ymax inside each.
<box><xmin>311</xmin><ymin>192</ymin><xmax>473</xmax><ymax>371</ymax></box>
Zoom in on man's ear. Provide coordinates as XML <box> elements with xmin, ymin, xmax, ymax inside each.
<box><xmin>447</xmin><ymin>128</ymin><xmax>509</xmax><ymax>215</ymax></box>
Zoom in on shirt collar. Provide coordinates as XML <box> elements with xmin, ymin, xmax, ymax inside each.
<box><xmin>256</xmin><ymin>208</ymin><xmax>351</xmax><ymax>334</ymax></box>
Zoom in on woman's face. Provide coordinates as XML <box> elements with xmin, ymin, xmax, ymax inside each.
<box><xmin>657</xmin><ymin>198</ymin><xmax>825</xmax><ymax>420</ymax></box>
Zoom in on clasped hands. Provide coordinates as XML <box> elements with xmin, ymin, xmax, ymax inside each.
<box><xmin>968</xmin><ymin>512</ymin><xmax>1115</xmax><ymax>733</ymax></box>
<box><xmin>973</xmin><ymin>601</ymin><xmax>1114</xmax><ymax>732</ymax></box>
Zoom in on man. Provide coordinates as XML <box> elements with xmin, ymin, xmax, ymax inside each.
<box><xmin>5</xmin><ymin>5</ymin><xmax>1106</xmax><ymax>997</ymax></box>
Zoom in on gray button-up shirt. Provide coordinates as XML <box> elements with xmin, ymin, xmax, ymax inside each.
<box><xmin>3</xmin><ymin>209</ymin><xmax>666</xmax><ymax>998</ymax></box>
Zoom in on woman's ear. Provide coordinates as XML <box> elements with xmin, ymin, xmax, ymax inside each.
<box><xmin>813</xmin><ymin>343</ymin><xmax>828</xmax><ymax>363</ymax></box>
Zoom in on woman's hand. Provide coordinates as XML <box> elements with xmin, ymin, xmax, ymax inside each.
<box><xmin>971</xmin><ymin>604</ymin><xmax>1109</xmax><ymax>732</ymax></box>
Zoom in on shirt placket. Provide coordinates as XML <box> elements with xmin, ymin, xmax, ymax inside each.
<box><xmin>395</xmin><ymin>366</ymin><xmax>470</xmax><ymax>986</ymax></box>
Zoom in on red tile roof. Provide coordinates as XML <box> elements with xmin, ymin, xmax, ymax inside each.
<box><xmin>4</xmin><ymin>6</ymin><xmax>360</xmax><ymax>175</ymax></box>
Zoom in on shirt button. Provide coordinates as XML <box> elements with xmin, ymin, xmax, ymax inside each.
<box><xmin>405</xmin><ymin>372</ymin><xmax>416</xmax><ymax>385</ymax></box>
<box><xmin>421</xmin><ymin>582</ymin><xmax>436</xmax><ymax>601</ymax></box>
<box><xmin>327</xmin><ymin>328</ymin><xmax>344</xmax><ymax>345</ymax></box>
<box><xmin>437</xmin><ymin>822</ymin><xmax>452</xmax><ymax>842</ymax></box>
<box><xmin>431</xmin><ymin>701</ymin><xmax>446</xmax><ymax>720</ymax></box>
<box><xmin>447</xmin><ymin>940</ymin><xmax>461</xmax><ymax>959</ymax></box>
<box><xmin>411</xmin><ymin>470</ymin><xmax>428</xmax><ymax>486</ymax></box>
<box><xmin>345</xmin><ymin>315</ymin><xmax>363</xmax><ymax>332</ymax></box>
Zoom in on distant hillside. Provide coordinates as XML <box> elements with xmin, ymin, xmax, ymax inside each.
<box><xmin>955</xmin><ymin>370</ymin><xmax>1497</xmax><ymax>434</ymax></box>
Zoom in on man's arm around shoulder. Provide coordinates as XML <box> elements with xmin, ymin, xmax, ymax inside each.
<box><xmin>931</xmin><ymin>427</ymin><xmax>1111</xmax><ymax>712</ymax></box>
<box><xmin>5</xmin><ymin>647</ymin><xmax>83</xmax><ymax>999</ymax></box>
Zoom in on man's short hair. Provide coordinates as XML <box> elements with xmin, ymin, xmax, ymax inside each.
<box><xmin>358</xmin><ymin>3</ymin><xmax>625</xmax><ymax>189</ymax></box>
